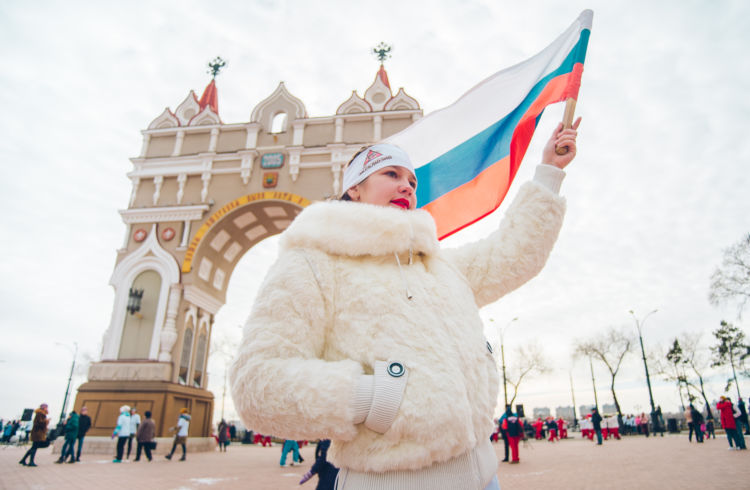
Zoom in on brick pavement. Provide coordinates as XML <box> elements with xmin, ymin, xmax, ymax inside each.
<box><xmin>1</xmin><ymin>433</ymin><xmax>748</xmax><ymax>489</ymax></box>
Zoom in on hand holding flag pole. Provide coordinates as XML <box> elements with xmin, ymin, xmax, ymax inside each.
<box><xmin>555</xmin><ymin>98</ymin><xmax>578</xmax><ymax>155</ymax></box>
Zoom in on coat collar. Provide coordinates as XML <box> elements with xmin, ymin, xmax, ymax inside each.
<box><xmin>281</xmin><ymin>200</ymin><xmax>439</xmax><ymax>257</ymax></box>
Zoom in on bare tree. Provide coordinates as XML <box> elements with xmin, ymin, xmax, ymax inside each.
<box><xmin>505</xmin><ymin>341</ymin><xmax>551</xmax><ymax>407</ymax></box>
<box><xmin>676</xmin><ymin>332</ymin><xmax>716</xmax><ymax>419</ymax></box>
<box><xmin>711</xmin><ymin>320</ymin><xmax>750</xmax><ymax>399</ymax></box>
<box><xmin>574</xmin><ymin>327</ymin><xmax>633</xmax><ymax>420</ymax></box>
<box><xmin>709</xmin><ymin>233</ymin><xmax>750</xmax><ymax>319</ymax></box>
<box><xmin>653</xmin><ymin>339</ymin><xmax>690</xmax><ymax>411</ymax></box>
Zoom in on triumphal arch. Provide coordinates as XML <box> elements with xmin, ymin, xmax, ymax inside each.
<box><xmin>73</xmin><ymin>61</ymin><xmax>422</xmax><ymax>438</ymax></box>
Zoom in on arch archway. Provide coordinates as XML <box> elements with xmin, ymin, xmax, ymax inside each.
<box><xmin>74</xmin><ymin>69</ymin><xmax>422</xmax><ymax>443</ymax></box>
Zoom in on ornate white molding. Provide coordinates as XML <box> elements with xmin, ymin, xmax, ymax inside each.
<box><xmin>250</xmin><ymin>82</ymin><xmax>308</xmax><ymax>129</ymax></box>
<box><xmin>152</xmin><ymin>175</ymin><xmax>163</xmax><ymax>205</ymax></box>
<box><xmin>189</xmin><ymin>106</ymin><xmax>221</xmax><ymax>126</ymax></box>
<box><xmin>119</xmin><ymin>204</ymin><xmax>209</xmax><ymax>224</ymax></box>
<box><xmin>175</xmin><ymin>91</ymin><xmax>201</xmax><ymax>126</ymax></box>
<box><xmin>384</xmin><ymin>88</ymin><xmax>420</xmax><ymax>111</ymax></box>
<box><xmin>288</xmin><ymin>148</ymin><xmax>301</xmax><ymax>182</ymax></box>
<box><xmin>148</xmin><ymin>108</ymin><xmax>180</xmax><ymax>130</ymax></box>
<box><xmin>176</xmin><ymin>173</ymin><xmax>187</xmax><ymax>204</ymax></box>
<box><xmin>101</xmin><ymin>225</ymin><xmax>181</xmax><ymax>361</ymax></box>
<box><xmin>184</xmin><ymin>285</ymin><xmax>223</xmax><ymax>315</ymax></box>
<box><xmin>292</xmin><ymin>121</ymin><xmax>305</xmax><ymax>146</ymax></box>
<box><xmin>364</xmin><ymin>74</ymin><xmax>392</xmax><ymax>112</ymax></box>
<box><xmin>128</xmin><ymin>177</ymin><xmax>140</xmax><ymax>207</ymax></box>
<box><xmin>239</xmin><ymin>150</ymin><xmax>256</xmax><ymax>185</ymax></box>
<box><xmin>336</xmin><ymin>91</ymin><xmax>372</xmax><ymax>114</ymax></box>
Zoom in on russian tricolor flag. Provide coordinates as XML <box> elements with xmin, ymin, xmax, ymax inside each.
<box><xmin>387</xmin><ymin>10</ymin><xmax>593</xmax><ymax>239</ymax></box>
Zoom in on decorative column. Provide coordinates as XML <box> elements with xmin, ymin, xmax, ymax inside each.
<box><xmin>292</xmin><ymin>121</ymin><xmax>305</xmax><ymax>146</ymax></box>
<box><xmin>158</xmin><ymin>285</ymin><xmax>183</xmax><ymax>362</ymax></box>
<box><xmin>208</xmin><ymin>128</ymin><xmax>219</xmax><ymax>152</ymax></box>
<box><xmin>152</xmin><ymin>176</ymin><xmax>163</xmax><ymax>205</ymax></box>
<box><xmin>139</xmin><ymin>133</ymin><xmax>151</xmax><ymax>157</ymax></box>
<box><xmin>289</xmin><ymin>149</ymin><xmax>301</xmax><ymax>182</ymax></box>
<box><xmin>172</xmin><ymin>130</ymin><xmax>185</xmax><ymax>157</ymax></box>
<box><xmin>373</xmin><ymin>115</ymin><xmax>383</xmax><ymax>141</ymax></box>
<box><xmin>128</xmin><ymin>177</ymin><xmax>140</xmax><ymax>207</ymax></box>
<box><xmin>176</xmin><ymin>173</ymin><xmax>187</xmax><ymax>204</ymax></box>
<box><xmin>334</xmin><ymin>117</ymin><xmax>344</xmax><ymax>143</ymax></box>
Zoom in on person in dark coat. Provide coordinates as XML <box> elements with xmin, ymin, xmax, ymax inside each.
<box><xmin>75</xmin><ymin>406</ymin><xmax>91</xmax><ymax>462</ymax></box>
<box><xmin>689</xmin><ymin>404</ymin><xmax>704</xmax><ymax>443</ymax></box>
<box><xmin>217</xmin><ymin>419</ymin><xmax>229</xmax><ymax>452</ymax></box>
<box><xmin>737</xmin><ymin>398</ymin><xmax>750</xmax><ymax>435</ymax></box>
<box><xmin>19</xmin><ymin>404</ymin><xmax>50</xmax><ymax>467</ymax></box>
<box><xmin>135</xmin><ymin>411</ymin><xmax>156</xmax><ymax>462</ymax></box>
<box><xmin>56</xmin><ymin>411</ymin><xmax>79</xmax><ymax>463</ymax></box>
<box><xmin>497</xmin><ymin>406</ymin><xmax>512</xmax><ymax>462</ymax></box>
<box><xmin>299</xmin><ymin>439</ymin><xmax>339</xmax><ymax>490</ymax></box>
<box><xmin>591</xmin><ymin>407</ymin><xmax>603</xmax><ymax>445</ymax></box>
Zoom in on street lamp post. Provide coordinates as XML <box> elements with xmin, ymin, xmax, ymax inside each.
<box><xmin>491</xmin><ymin>317</ymin><xmax>518</xmax><ymax>409</ymax></box>
<box><xmin>569</xmin><ymin>371</ymin><xmax>578</xmax><ymax>428</ymax></box>
<box><xmin>589</xmin><ymin>356</ymin><xmax>599</xmax><ymax>411</ymax></box>
<box><xmin>630</xmin><ymin>309</ymin><xmax>659</xmax><ymax>432</ymax></box>
<box><xmin>55</xmin><ymin>341</ymin><xmax>78</xmax><ymax>429</ymax></box>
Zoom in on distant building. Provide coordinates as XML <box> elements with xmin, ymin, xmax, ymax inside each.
<box><xmin>602</xmin><ymin>403</ymin><xmax>617</xmax><ymax>415</ymax></box>
<box><xmin>555</xmin><ymin>406</ymin><xmax>575</xmax><ymax>420</ymax></box>
<box><xmin>533</xmin><ymin>407</ymin><xmax>551</xmax><ymax>418</ymax></box>
<box><xmin>579</xmin><ymin>404</ymin><xmax>595</xmax><ymax>415</ymax></box>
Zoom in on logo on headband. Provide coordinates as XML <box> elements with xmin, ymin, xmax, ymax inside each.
<box><xmin>359</xmin><ymin>150</ymin><xmax>392</xmax><ymax>175</ymax></box>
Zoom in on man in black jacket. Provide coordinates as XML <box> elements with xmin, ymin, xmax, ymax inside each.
<box><xmin>591</xmin><ymin>407</ymin><xmax>603</xmax><ymax>445</ymax></box>
<box><xmin>75</xmin><ymin>406</ymin><xmax>92</xmax><ymax>462</ymax></box>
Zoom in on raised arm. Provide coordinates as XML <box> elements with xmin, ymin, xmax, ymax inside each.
<box><xmin>442</xmin><ymin>119</ymin><xmax>580</xmax><ymax>307</ymax></box>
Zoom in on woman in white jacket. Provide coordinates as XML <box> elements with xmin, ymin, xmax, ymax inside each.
<box><xmin>230</xmin><ymin>120</ymin><xmax>580</xmax><ymax>489</ymax></box>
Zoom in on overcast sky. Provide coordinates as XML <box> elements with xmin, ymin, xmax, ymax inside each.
<box><xmin>1</xmin><ymin>0</ymin><xmax>748</xmax><ymax>425</ymax></box>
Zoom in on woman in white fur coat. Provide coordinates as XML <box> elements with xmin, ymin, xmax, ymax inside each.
<box><xmin>230</xmin><ymin>120</ymin><xmax>580</xmax><ymax>490</ymax></box>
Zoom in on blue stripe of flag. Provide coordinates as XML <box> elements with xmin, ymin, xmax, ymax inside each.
<box><xmin>416</xmin><ymin>29</ymin><xmax>590</xmax><ymax>207</ymax></box>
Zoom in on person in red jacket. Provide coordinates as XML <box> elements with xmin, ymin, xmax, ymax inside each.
<box><xmin>716</xmin><ymin>396</ymin><xmax>746</xmax><ymax>450</ymax></box>
<box><xmin>557</xmin><ymin>417</ymin><xmax>567</xmax><ymax>439</ymax></box>
<box><xmin>533</xmin><ymin>417</ymin><xmax>544</xmax><ymax>440</ymax></box>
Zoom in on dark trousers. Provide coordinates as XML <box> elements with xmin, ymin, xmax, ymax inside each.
<box><xmin>75</xmin><ymin>435</ymin><xmax>85</xmax><ymax>460</ymax></box>
<box><xmin>21</xmin><ymin>441</ymin><xmax>44</xmax><ymax>464</ymax></box>
<box><xmin>168</xmin><ymin>438</ymin><xmax>186</xmax><ymax>458</ymax></box>
<box><xmin>725</xmin><ymin>428</ymin><xmax>746</xmax><ymax>449</ymax></box>
<box><xmin>115</xmin><ymin>436</ymin><xmax>128</xmax><ymax>460</ymax></box>
<box><xmin>60</xmin><ymin>438</ymin><xmax>76</xmax><ymax>461</ymax></box>
<box><xmin>595</xmin><ymin>428</ymin><xmax>603</xmax><ymax>444</ymax></box>
<box><xmin>135</xmin><ymin>441</ymin><xmax>153</xmax><ymax>461</ymax></box>
<box><xmin>126</xmin><ymin>434</ymin><xmax>134</xmax><ymax>458</ymax></box>
<box><xmin>687</xmin><ymin>422</ymin><xmax>694</xmax><ymax>441</ymax></box>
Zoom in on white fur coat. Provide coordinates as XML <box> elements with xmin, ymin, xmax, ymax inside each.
<box><xmin>229</xmin><ymin>180</ymin><xmax>565</xmax><ymax>473</ymax></box>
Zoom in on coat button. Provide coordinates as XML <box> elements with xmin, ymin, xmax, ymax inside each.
<box><xmin>486</xmin><ymin>341</ymin><xmax>493</xmax><ymax>354</ymax></box>
<box><xmin>387</xmin><ymin>362</ymin><xmax>405</xmax><ymax>377</ymax></box>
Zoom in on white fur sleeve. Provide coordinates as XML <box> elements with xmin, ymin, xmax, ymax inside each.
<box><xmin>229</xmin><ymin>249</ymin><xmax>363</xmax><ymax>441</ymax></box>
<box><xmin>443</xmin><ymin>180</ymin><xmax>566</xmax><ymax>308</ymax></box>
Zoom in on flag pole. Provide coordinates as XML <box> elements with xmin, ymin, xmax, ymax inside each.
<box><xmin>555</xmin><ymin>97</ymin><xmax>577</xmax><ymax>155</ymax></box>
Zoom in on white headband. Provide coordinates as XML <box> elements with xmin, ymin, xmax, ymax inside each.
<box><xmin>342</xmin><ymin>143</ymin><xmax>415</xmax><ymax>197</ymax></box>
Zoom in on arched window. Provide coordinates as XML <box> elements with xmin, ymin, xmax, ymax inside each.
<box><xmin>271</xmin><ymin>112</ymin><xmax>287</xmax><ymax>133</ymax></box>
<box><xmin>178</xmin><ymin>327</ymin><xmax>193</xmax><ymax>384</ymax></box>
<box><xmin>193</xmin><ymin>333</ymin><xmax>207</xmax><ymax>387</ymax></box>
<box><xmin>118</xmin><ymin>270</ymin><xmax>161</xmax><ymax>359</ymax></box>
